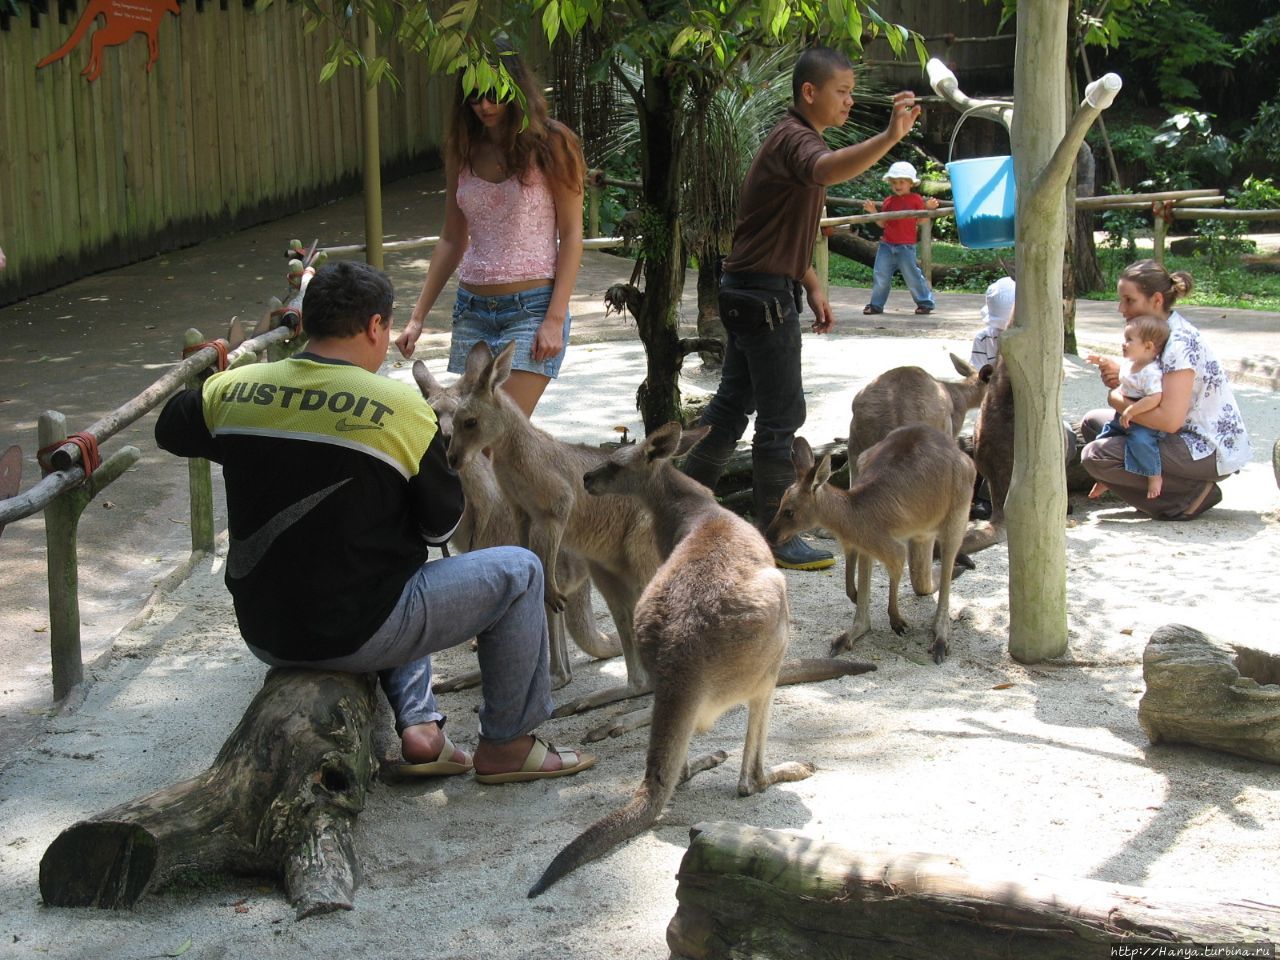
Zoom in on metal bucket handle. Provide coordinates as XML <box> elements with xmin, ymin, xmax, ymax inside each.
<box><xmin>948</xmin><ymin>106</ymin><xmax>1011</xmax><ymax>164</ymax></box>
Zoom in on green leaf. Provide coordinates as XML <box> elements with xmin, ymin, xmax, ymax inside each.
<box><xmin>166</xmin><ymin>939</ymin><xmax>193</xmax><ymax>958</ymax></box>
<box><xmin>542</xmin><ymin>0</ymin><xmax>561</xmax><ymax>44</ymax></box>
<box><xmin>319</xmin><ymin>59</ymin><xmax>340</xmax><ymax>83</ymax></box>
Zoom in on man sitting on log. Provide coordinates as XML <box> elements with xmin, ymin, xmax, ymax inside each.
<box><xmin>155</xmin><ymin>260</ymin><xmax>595</xmax><ymax>785</ymax></box>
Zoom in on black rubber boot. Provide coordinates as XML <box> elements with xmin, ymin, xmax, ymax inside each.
<box><xmin>680</xmin><ymin>425</ymin><xmax>739</xmax><ymax>493</ymax></box>
<box><xmin>752</xmin><ymin>454</ymin><xmax>836</xmax><ymax>571</ymax></box>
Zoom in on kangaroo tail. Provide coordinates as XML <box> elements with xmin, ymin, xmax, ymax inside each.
<box><xmin>777</xmin><ymin>657</ymin><xmax>877</xmax><ymax>685</ymax></box>
<box><xmin>527</xmin><ymin>785</ymin><xmax>664</xmax><ymax>898</ymax></box>
<box><xmin>529</xmin><ymin>692</ymin><xmax>695</xmax><ymax>898</ymax></box>
<box><xmin>35</xmin><ymin>4</ymin><xmax>100</xmax><ymax>69</ymax></box>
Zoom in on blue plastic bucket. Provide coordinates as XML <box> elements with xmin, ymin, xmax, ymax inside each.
<box><xmin>945</xmin><ymin>107</ymin><xmax>1015</xmax><ymax>249</ymax></box>
<box><xmin>946</xmin><ymin>156</ymin><xmax>1015</xmax><ymax>249</ymax></box>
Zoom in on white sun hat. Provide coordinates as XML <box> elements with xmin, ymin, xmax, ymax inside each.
<box><xmin>981</xmin><ymin>276</ymin><xmax>1016</xmax><ymax>331</ymax></box>
<box><xmin>883</xmin><ymin>161</ymin><xmax>920</xmax><ymax>183</ymax></box>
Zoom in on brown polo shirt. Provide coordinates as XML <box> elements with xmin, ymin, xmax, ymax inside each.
<box><xmin>722</xmin><ymin>108</ymin><xmax>830</xmax><ymax>281</ymax></box>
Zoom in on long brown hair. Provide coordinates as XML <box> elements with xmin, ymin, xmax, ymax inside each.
<box><xmin>1120</xmin><ymin>259</ymin><xmax>1194</xmax><ymax>311</ymax></box>
<box><xmin>446</xmin><ymin>49</ymin><xmax>584</xmax><ymax>198</ymax></box>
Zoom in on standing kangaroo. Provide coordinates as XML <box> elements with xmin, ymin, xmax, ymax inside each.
<box><xmin>845</xmin><ymin>353</ymin><xmax>990</xmax><ymax>601</ymax></box>
<box><xmin>448</xmin><ymin>341</ymin><xmax>662</xmax><ymax>713</ymax></box>
<box><xmin>411</xmin><ymin>360</ymin><xmax>620</xmax><ymax>683</ymax></box>
<box><xmin>767</xmin><ymin>428</ymin><xmax>974</xmax><ymax>664</ymax></box>
<box><xmin>529</xmin><ymin>423</ymin><xmax>815</xmax><ymax>897</ymax></box>
<box><xmin>36</xmin><ymin>0</ymin><xmax>181</xmax><ymax>82</ymax></box>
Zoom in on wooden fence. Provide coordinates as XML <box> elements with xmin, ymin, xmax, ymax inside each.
<box><xmin>0</xmin><ymin>0</ymin><xmax>457</xmax><ymax>306</ymax></box>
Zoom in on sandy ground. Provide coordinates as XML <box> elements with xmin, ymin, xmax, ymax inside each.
<box><xmin>2</xmin><ymin>171</ymin><xmax>1279</xmax><ymax>957</ymax></box>
<box><xmin>2</xmin><ymin>331</ymin><xmax>1279</xmax><ymax>958</ymax></box>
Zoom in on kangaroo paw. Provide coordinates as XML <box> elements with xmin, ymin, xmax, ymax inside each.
<box><xmin>890</xmin><ymin>616</ymin><xmax>910</xmax><ymax>637</ymax></box>
<box><xmin>741</xmin><ymin>760</ymin><xmax>816</xmax><ymax>796</ymax></box>
<box><xmin>683</xmin><ymin>750</ymin><xmax>729</xmax><ymax>785</ymax></box>
<box><xmin>929</xmin><ymin>636</ymin><xmax>950</xmax><ymax>664</ymax></box>
<box><xmin>545</xmin><ymin>588</ymin><xmax>568</xmax><ymax>613</ymax></box>
<box><xmin>828</xmin><ymin>632</ymin><xmax>851</xmax><ymax>656</ymax></box>
<box><xmin>584</xmin><ymin>705</ymin><xmax>651</xmax><ymax>743</ymax></box>
<box><xmin>953</xmin><ymin>552</ymin><xmax>975</xmax><ymax>572</ymax></box>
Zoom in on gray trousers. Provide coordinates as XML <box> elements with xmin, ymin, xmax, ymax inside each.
<box><xmin>1080</xmin><ymin>409</ymin><xmax>1226</xmax><ymax>519</ymax></box>
<box><xmin>249</xmin><ymin>546</ymin><xmax>552</xmax><ymax>744</ymax></box>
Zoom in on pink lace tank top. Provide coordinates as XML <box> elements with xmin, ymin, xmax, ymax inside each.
<box><xmin>457</xmin><ymin>165</ymin><xmax>559</xmax><ymax>285</ymax></box>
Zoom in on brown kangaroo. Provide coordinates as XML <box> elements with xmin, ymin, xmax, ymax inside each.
<box><xmin>845</xmin><ymin>353</ymin><xmax>990</xmax><ymax>601</ymax></box>
<box><xmin>528</xmin><ymin>423</ymin><xmax>816</xmax><ymax>898</ymax></box>
<box><xmin>410</xmin><ymin>360</ymin><xmax>620</xmax><ymax>685</ymax></box>
<box><xmin>36</xmin><ymin>0</ymin><xmax>180</xmax><ymax>82</ymax></box>
<box><xmin>767</xmin><ymin>428</ymin><xmax>974</xmax><ymax>664</ymax></box>
<box><xmin>447</xmin><ymin>341</ymin><xmax>662</xmax><ymax>714</ymax></box>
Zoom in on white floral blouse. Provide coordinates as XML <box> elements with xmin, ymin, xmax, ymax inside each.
<box><xmin>1158</xmin><ymin>311</ymin><xmax>1252</xmax><ymax>475</ymax></box>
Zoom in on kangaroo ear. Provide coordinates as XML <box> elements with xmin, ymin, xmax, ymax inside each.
<box><xmin>464</xmin><ymin>341</ymin><xmax>495</xmax><ymax>387</ymax></box>
<box><xmin>815</xmin><ymin>454</ymin><xmax>834</xmax><ymax>487</ymax></box>
<box><xmin>674</xmin><ymin>424</ymin><xmax>710</xmax><ymax>456</ymax></box>
<box><xmin>412</xmin><ymin>360</ymin><xmax>444</xmax><ymax>400</ymax></box>
<box><xmin>950</xmin><ymin>352</ymin><xmax>977</xmax><ymax>378</ymax></box>
<box><xmin>645</xmin><ymin>422</ymin><xmax>682</xmax><ymax>462</ymax></box>
<box><xmin>791</xmin><ymin>436</ymin><xmax>814</xmax><ymax>474</ymax></box>
<box><xmin>979</xmin><ymin>362</ymin><xmax>995</xmax><ymax>383</ymax></box>
<box><xmin>227</xmin><ymin>317</ymin><xmax>247</xmax><ymax>350</ymax></box>
<box><xmin>492</xmin><ymin>341</ymin><xmax>517</xmax><ymax>387</ymax></box>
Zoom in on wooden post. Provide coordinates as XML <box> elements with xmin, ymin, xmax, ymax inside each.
<box><xmin>587</xmin><ymin>178</ymin><xmax>601</xmax><ymax>239</ymax></box>
<box><xmin>38</xmin><ymin>411</ymin><xmax>141</xmax><ymax>700</ymax></box>
<box><xmin>919</xmin><ymin>216</ymin><xmax>933</xmax><ymax>284</ymax></box>
<box><xmin>1153</xmin><ymin>210</ymin><xmax>1167</xmax><ymax>266</ymax></box>
<box><xmin>361</xmin><ymin>13</ymin><xmax>384</xmax><ymax>270</ymax></box>
<box><xmin>182</xmin><ymin>329</ymin><xmax>215</xmax><ymax>554</ymax></box>
<box><xmin>814</xmin><ymin>209</ymin><xmax>829</xmax><ymax>300</ymax></box>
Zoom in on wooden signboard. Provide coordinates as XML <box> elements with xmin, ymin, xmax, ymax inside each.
<box><xmin>36</xmin><ymin>0</ymin><xmax>181</xmax><ymax>82</ymax></box>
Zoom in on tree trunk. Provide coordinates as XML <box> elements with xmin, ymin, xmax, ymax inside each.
<box><xmin>39</xmin><ymin>669</ymin><xmax>379</xmax><ymax>919</ymax></box>
<box><xmin>633</xmin><ymin>61</ymin><xmax>688</xmax><ymax>432</ymax></box>
<box><xmin>1138</xmin><ymin>623</ymin><xmax>1280</xmax><ymax>764</ymax></box>
<box><xmin>1003</xmin><ymin>5</ymin><xmax>1071</xmax><ymax>662</ymax></box>
<box><xmin>666</xmin><ymin>822</ymin><xmax>1280</xmax><ymax>959</ymax></box>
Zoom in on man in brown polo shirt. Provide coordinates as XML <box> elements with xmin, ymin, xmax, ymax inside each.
<box><xmin>683</xmin><ymin>46</ymin><xmax>924</xmax><ymax>570</ymax></box>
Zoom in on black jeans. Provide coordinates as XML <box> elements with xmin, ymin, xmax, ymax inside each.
<box><xmin>699</xmin><ymin>272</ymin><xmax>807</xmax><ymax>461</ymax></box>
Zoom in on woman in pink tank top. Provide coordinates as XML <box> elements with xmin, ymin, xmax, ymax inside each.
<box><xmin>396</xmin><ymin>48</ymin><xmax>585</xmax><ymax>417</ymax></box>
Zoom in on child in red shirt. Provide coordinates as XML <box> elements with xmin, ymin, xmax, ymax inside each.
<box><xmin>861</xmin><ymin>161</ymin><xmax>938</xmax><ymax>315</ymax></box>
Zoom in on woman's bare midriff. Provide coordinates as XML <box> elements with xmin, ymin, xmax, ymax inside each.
<box><xmin>460</xmin><ymin>277</ymin><xmax>554</xmax><ymax>296</ymax></box>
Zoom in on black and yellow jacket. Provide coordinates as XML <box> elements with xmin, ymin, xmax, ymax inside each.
<box><xmin>155</xmin><ymin>353</ymin><xmax>464</xmax><ymax>661</ymax></box>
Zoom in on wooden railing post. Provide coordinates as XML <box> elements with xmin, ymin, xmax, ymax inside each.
<box><xmin>1153</xmin><ymin>211</ymin><xmax>1168</xmax><ymax>266</ymax></box>
<box><xmin>815</xmin><ymin>207</ymin><xmax>830</xmax><ymax>299</ymax></box>
<box><xmin>38</xmin><ymin>411</ymin><xmax>141</xmax><ymax>700</ymax></box>
<box><xmin>183</xmin><ymin>329</ymin><xmax>216</xmax><ymax>554</ymax></box>
<box><xmin>919</xmin><ymin>217</ymin><xmax>934</xmax><ymax>283</ymax></box>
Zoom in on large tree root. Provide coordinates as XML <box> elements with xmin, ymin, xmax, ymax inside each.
<box><xmin>39</xmin><ymin>668</ymin><xmax>378</xmax><ymax>919</ymax></box>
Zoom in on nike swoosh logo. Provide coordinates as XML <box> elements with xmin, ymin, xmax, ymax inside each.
<box><xmin>336</xmin><ymin>418</ymin><xmax>383</xmax><ymax>432</ymax></box>
<box><xmin>227</xmin><ymin>479</ymin><xmax>349</xmax><ymax>580</ymax></box>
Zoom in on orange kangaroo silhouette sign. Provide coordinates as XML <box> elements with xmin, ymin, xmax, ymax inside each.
<box><xmin>36</xmin><ymin>0</ymin><xmax>181</xmax><ymax>82</ymax></box>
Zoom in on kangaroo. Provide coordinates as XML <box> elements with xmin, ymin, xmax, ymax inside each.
<box><xmin>447</xmin><ymin>341</ymin><xmax>662</xmax><ymax>714</ymax></box>
<box><xmin>528</xmin><ymin>423</ymin><xmax>816</xmax><ymax>898</ymax></box>
<box><xmin>963</xmin><ymin>355</ymin><xmax>1079</xmax><ymax>556</ymax></box>
<box><xmin>36</xmin><ymin>0</ymin><xmax>181</xmax><ymax>83</ymax></box>
<box><xmin>845</xmin><ymin>353</ymin><xmax>990</xmax><ymax>602</ymax></box>
<box><xmin>411</xmin><ymin>360</ymin><xmax>621</xmax><ymax>684</ymax></box>
<box><xmin>767</xmin><ymin>428</ymin><xmax>974</xmax><ymax>664</ymax></box>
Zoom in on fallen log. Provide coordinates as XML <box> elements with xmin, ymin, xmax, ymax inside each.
<box><xmin>666</xmin><ymin>821</ymin><xmax>1280</xmax><ymax>959</ymax></box>
<box><xmin>39</xmin><ymin>668</ymin><xmax>379</xmax><ymax>919</ymax></box>
<box><xmin>1138</xmin><ymin>624</ymin><xmax>1280</xmax><ymax>764</ymax></box>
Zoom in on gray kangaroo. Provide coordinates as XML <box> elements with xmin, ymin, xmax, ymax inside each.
<box><xmin>845</xmin><ymin>353</ymin><xmax>990</xmax><ymax>601</ymax></box>
<box><xmin>528</xmin><ymin>422</ymin><xmax>815</xmax><ymax>898</ymax></box>
<box><xmin>411</xmin><ymin>361</ymin><xmax>620</xmax><ymax>686</ymax></box>
<box><xmin>447</xmin><ymin>341</ymin><xmax>662</xmax><ymax>714</ymax></box>
<box><xmin>766</xmin><ymin>428</ymin><xmax>974</xmax><ymax>664</ymax></box>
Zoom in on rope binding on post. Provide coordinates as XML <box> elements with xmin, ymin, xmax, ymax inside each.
<box><xmin>37</xmin><ymin>433</ymin><xmax>101</xmax><ymax>478</ymax></box>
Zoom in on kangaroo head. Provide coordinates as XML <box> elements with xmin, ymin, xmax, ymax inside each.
<box><xmin>764</xmin><ymin>436</ymin><xmax>832</xmax><ymax>546</ymax></box>
<box><xmin>447</xmin><ymin>341</ymin><xmax>516</xmax><ymax>470</ymax></box>
<box><xmin>412</xmin><ymin>360</ymin><xmax>459</xmax><ymax>441</ymax></box>
<box><xmin>582</xmin><ymin>422</ymin><xmax>707</xmax><ymax>497</ymax></box>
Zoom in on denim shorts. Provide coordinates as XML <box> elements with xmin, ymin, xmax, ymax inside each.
<box><xmin>447</xmin><ymin>284</ymin><xmax>571</xmax><ymax>378</ymax></box>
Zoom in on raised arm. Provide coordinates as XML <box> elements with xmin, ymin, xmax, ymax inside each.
<box><xmin>812</xmin><ymin>92</ymin><xmax>920</xmax><ymax>186</ymax></box>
